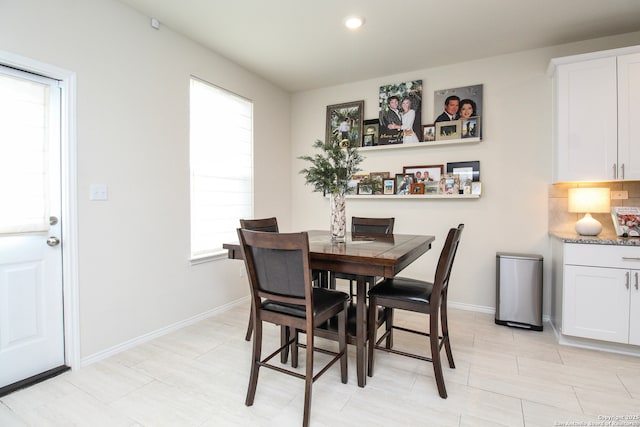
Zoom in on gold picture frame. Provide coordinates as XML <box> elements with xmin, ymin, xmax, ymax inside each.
<box><xmin>435</xmin><ymin>120</ymin><xmax>461</xmax><ymax>141</ymax></box>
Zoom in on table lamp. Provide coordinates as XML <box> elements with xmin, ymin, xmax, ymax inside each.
<box><xmin>567</xmin><ymin>187</ymin><xmax>611</xmax><ymax>236</ymax></box>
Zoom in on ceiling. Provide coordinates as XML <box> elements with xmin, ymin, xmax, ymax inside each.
<box><xmin>118</xmin><ymin>0</ymin><xmax>640</xmax><ymax>92</ymax></box>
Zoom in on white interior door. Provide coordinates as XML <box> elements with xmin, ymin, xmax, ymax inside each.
<box><xmin>0</xmin><ymin>65</ymin><xmax>65</xmax><ymax>388</ymax></box>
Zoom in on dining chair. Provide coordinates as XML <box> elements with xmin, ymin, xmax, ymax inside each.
<box><xmin>240</xmin><ymin>217</ymin><xmax>280</xmax><ymax>342</ymax></box>
<box><xmin>329</xmin><ymin>217</ymin><xmax>395</xmax><ymax>298</ymax></box>
<box><xmin>367</xmin><ymin>223</ymin><xmax>464</xmax><ymax>399</ymax></box>
<box><xmin>240</xmin><ymin>217</ymin><xmax>324</xmax><ymax>342</ymax></box>
<box><xmin>238</xmin><ymin>229</ymin><xmax>349</xmax><ymax>427</ymax></box>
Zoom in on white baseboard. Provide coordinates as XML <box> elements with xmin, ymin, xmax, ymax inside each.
<box><xmin>448</xmin><ymin>301</ymin><xmax>494</xmax><ymax>314</ymax></box>
<box><xmin>80</xmin><ymin>296</ymin><xmax>249</xmax><ymax>367</ymax></box>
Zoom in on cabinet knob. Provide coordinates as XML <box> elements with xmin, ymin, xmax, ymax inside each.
<box><xmin>635</xmin><ymin>271</ymin><xmax>639</xmax><ymax>291</ymax></box>
<box><xmin>613</xmin><ymin>163</ymin><xmax>618</xmax><ymax>179</ymax></box>
<box><xmin>621</xmin><ymin>163</ymin><xmax>625</xmax><ymax>180</ymax></box>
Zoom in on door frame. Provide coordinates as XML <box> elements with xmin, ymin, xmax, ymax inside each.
<box><xmin>0</xmin><ymin>50</ymin><xmax>80</xmax><ymax>370</ymax></box>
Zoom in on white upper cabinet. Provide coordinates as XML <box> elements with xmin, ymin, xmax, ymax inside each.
<box><xmin>618</xmin><ymin>52</ymin><xmax>640</xmax><ymax>181</ymax></box>
<box><xmin>550</xmin><ymin>47</ymin><xmax>640</xmax><ymax>182</ymax></box>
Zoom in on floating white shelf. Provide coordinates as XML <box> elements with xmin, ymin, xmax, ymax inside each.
<box><xmin>345</xmin><ymin>194</ymin><xmax>480</xmax><ymax>199</ymax></box>
<box><xmin>359</xmin><ymin>137</ymin><xmax>481</xmax><ymax>151</ymax></box>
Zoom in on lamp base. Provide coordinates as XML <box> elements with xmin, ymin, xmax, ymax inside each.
<box><xmin>575</xmin><ymin>213</ymin><xmax>602</xmax><ymax>236</ymax></box>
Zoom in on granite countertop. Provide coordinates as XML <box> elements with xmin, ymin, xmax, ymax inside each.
<box><xmin>550</xmin><ymin>231</ymin><xmax>640</xmax><ymax>246</ymax></box>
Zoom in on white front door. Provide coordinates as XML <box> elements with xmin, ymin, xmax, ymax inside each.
<box><xmin>0</xmin><ymin>65</ymin><xmax>65</xmax><ymax>388</ymax></box>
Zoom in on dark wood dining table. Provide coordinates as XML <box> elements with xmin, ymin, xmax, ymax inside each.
<box><xmin>223</xmin><ymin>230</ymin><xmax>435</xmax><ymax>387</ymax></box>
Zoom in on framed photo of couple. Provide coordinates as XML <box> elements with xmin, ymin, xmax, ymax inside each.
<box><xmin>378</xmin><ymin>80</ymin><xmax>423</xmax><ymax>145</ymax></box>
<box><xmin>433</xmin><ymin>84</ymin><xmax>483</xmax><ymax>141</ymax></box>
<box><xmin>402</xmin><ymin>165</ymin><xmax>443</xmax><ymax>183</ymax></box>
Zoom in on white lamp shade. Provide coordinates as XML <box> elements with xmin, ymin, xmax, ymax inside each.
<box><xmin>567</xmin><ymin>188</ymin><xmax>610</xmax><ymax>213</ymax></box>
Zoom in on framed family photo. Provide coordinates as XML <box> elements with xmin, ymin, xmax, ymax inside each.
<box><xmin>438</xmin><ymin>174</ymin><xmax>460</xmax><ymax>195</ymax></box>
<box><xmin>395</xmin><ymin>173</ymin><xmax>413</xmax><ymax>195</ymax></box>
<box><xmin>378</xmin><ymin>80</ymin><xmax>423</xmax><ymax>145</ymax></box>
<box><xmin>433</xmin><ymin>84</ymin><xmax>483</xmax><ymax>140</ymax></box>
<box><xmin>326</xmin><ymin>100</ymin><xmax>364</xmax><ymax>147</ymax></box>
<box><xmin>403</xmin><ymin>164</ymin><xmax>443</xmax><ymax>183</ymax></box>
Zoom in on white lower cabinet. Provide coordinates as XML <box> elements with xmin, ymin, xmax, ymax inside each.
<box><xmin>562</xmin><ymin>243</ymin><xmax>640</xmax><ymax>345</ymax></box>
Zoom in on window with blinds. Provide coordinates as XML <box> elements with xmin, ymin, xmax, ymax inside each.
<box><xmin>0</xmin><ymin>65</ymin><xmax>60</xmax><ymax>234</ymax></box>
<box><xmin>189</xmin><ymin>77</ymin><xmax>253</xmax><ymax>259</ymax></box>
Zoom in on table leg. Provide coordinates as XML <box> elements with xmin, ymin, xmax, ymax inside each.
<box><xmin>355</xmin><ymin>275</ymin><xmax>370</xmax><ymax>387</ymax></box>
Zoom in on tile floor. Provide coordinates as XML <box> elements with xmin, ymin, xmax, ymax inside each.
<box><xmin>1</xmin><ymin>302</ymin><xmax>639</xmax><ymax>426</ymax></box>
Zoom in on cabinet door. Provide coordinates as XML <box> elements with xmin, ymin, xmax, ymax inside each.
<box><xmin>554</xmin><ymin>57</ymin><xmax>618</xmax><ymax>182</ymax></box>
<box><xmin>617</xmin><ymin>53</ymin><xmax>640</xmax><ymax>180</ymax></box>
<box><xmin>563</xmin><ymin>265</ymin><xmax>629</xmax><ymax>343</ymax></box>
<box><xmin>630</xmin><ymin>270</ymin><xmax>640</xmax><ymax>345</ymax></box>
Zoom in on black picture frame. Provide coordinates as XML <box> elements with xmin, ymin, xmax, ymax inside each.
<box><xmin>326</xmin><ymin>100</ymin><xmax>364</xmax><ymax>147</ymax></box>
<box><xmin>447</xmin><ymin>160</ymin><xmax>480</xmax><ymax>194</ymax></box>
<box><xmin>362</xmin><ymin>118</ymin><xmax>379</xmax><ymax>146</ymax></box>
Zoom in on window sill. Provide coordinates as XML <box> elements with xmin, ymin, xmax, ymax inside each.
<box><xmin>190</xmin><ymin>250</ymin><xmax>227</xmax><ymax>265</ymax></box>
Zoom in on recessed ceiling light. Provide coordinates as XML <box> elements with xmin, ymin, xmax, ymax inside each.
<box><xmin>344</xmin><ymin>16</ymin><xmax>365</xmax><ymax>30</ymax></box>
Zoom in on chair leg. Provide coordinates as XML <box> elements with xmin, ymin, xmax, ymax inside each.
<box><xmin>338</xmin><ymin>303</ymin><xmax>348</xmax><ymax>384</ymax></box>
<box><xmin>440</xmin><ymin>293</ymin><xmax>455</xmax><ymax>369</ymax></box>
<box><xmin>429</xmin><ymin>309</ymin><xmax>447</xmax><ymax>399</ymax></box>
<box><xmin>329</xmin><ymin>272</ymin><xmax>337</xmax><ymax>290</ymax></box>
<box><xmin>280</xmin><ymin>326</ymin><xmax>289</xmax><ymax>363</ymax></box>
<box><xmin>245</xmin><ymin>316</ymin><xmax>262</xmax><ymax>406</ymax></box>
<box><xmin>245</xmin><ymin>309</ymin><xmax>253</xmax><ymax>341</ymax></box>
<box><xmin>302</xmin><ymin>332</ymin><xmax>314</xmax><ymax>427</ymax></box>
<box><xmin>367</xmin><ymin>295</ymin><xmax>377</xmax><ymax>377</ymax></box>
<box><xmin>384</xmin><ymin>307</ymin><xmax>393</xmax><ymax>349</ymax></box>
<box><xmin>291</xmin><ymin>329</ymin><xmax>299</xmax><ymax>369</ymax></box>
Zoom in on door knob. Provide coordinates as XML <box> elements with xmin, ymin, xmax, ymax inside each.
<box><xmin>47</xmin><ymin>236</ymin><xmax>60</xmax><ymax>247</ymax></box>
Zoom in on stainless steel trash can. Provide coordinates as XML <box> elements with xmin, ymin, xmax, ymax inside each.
<box><xmin>495</xmin><ymin>252</ymin><xmax>543</xmax><ymax>331</ymax></box>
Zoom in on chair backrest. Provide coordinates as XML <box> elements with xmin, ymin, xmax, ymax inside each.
<box><xmin>238</xmin><ymin>228</ymin><xmax>313</xmax><ymax>307</ymax></box>
<box><xmin>240</xmin><ymin>217</ymin><xmax>279</xmax><ymax>233</ymax></box>
<box><xmin>351</xmin><ymin>217</ymin><xmax>395</xmax><ymax>235</ymax></box>
<box><xmin>432</xmin><ymin>224</ymin><xmax>464</xmax><ymax>301</ymax></box>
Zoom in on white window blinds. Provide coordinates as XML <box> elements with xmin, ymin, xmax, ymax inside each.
<box><xmin>190</xmin><ymin>78</ymin><xmax>253</xmax><ymax>258</ymax></box>
<box><xmin>0</xmin><ymin>66</ymin><xmax>60</xmax><ymax>234</ymax></box>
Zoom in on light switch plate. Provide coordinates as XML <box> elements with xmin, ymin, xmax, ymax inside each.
<box><xmin>90</xmin><ymin>184</ymin><xmax>108</xmax><ymax>201</ymax></box>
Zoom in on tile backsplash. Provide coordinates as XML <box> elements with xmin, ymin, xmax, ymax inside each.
<box><xmin>549</xmin><ymin>181</ymin><xmax>640</xmax><ymax>235</ymax></box>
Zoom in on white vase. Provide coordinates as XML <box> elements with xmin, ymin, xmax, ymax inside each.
<box><xmin>329</xmin><ymin>193</ymin><xmax>346</xmax><ymax>242</ymax></box>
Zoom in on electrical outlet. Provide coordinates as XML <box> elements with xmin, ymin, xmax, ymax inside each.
<box><xmin>611</xmin><ymin>190</ymin><xmax>628</xmax><ymax>200</ymax></box>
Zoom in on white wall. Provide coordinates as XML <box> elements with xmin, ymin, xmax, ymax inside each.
<box><xmin>290</xmin><ymin>32</ymin><xmax>640</xmax><ymax>315</ymax></box>
<box><xmin>3</xmin><ymin>0</ymin><xmax>640</xmax><ymax>360</ymax></box>
<box><xmin>0</xmin><ymin>0</ymin><xmax>291</xmax><ymax>359</ymax></box>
